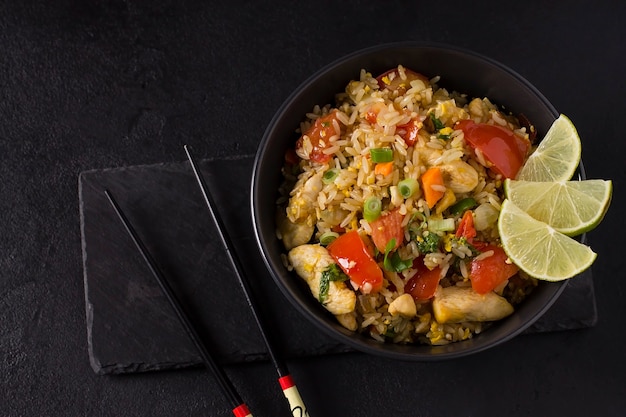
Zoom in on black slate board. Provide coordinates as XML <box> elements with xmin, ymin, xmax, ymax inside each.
<box><xmin>79</xmin><ymin>156</ymin><xmax>597</xmax><ymax>375</ymax></box>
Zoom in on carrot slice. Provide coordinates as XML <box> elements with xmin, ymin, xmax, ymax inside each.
<box><xmin>421</xmin><ymin>167</ymin><xmax>445</xmax><ymax>208</ymax></box>
<box><xmin>374</xmin><ymin>161</ymin><xmax>394</xmax><ymax>176</ymax></box>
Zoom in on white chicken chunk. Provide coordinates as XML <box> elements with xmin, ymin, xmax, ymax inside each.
<box><xmin>276</xmin><ymin>211</ymin><xmax>314</xmax><ymax>250</ymax></box>
<box><xmin>288</xmin><ymin>244</ymin><xmax>356</xmax><ymax>316</ymax></box>
<box><xmin>335</xmin><ymin>312</ymin><xmax>358</xmax><ymax>331</ymax></box>
<box><xmin>286</xmin><ymin>171</ymin><xmax>324</xmax><ymax>225</ymax></box>
<box><xmin>432</xmin><ymin>286</ymin><xmax>513</xmax><ymax>324</ymax></box>
<box><xmin>439</xmin><ymin>160</ymin><xmax>479</xmax><ymax>193</ymax></box>
<box><xmin>388</xmin><ymin>293</ymin><xmax>417</xmax><ymax>318</ymax></box>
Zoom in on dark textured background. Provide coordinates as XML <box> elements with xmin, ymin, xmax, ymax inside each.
<box><xmin>1</xmin><ymin>1</ymin><xmax>625</xmax><ymax>416</ymax></box>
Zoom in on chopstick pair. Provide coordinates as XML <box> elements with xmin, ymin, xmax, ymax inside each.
<box><xmin>105</xmin><ymin>190</ymin><xmax>253</xmax><ymax>417</ymax></box>
<box><xmin>105</xmin><ymin>146</ymin><xmax>310</xmax><ymax>417</ymax></box>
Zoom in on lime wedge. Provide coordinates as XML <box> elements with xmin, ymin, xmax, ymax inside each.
<box><xmin>517</xmin><ymin>114</ymin><xmax>581</xmax><ymax>182</ymax></box>
<box><xmin>498</xmin><ymin>199</ymin><xmax>596</xmax><ymax>281</ymax></box>
<box><xmin>504</xmin><ymin>179</ymin><xmax>612</xmax><ymax>236</ymax></box>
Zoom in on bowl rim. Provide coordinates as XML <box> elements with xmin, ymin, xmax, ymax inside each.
<box><xmin>251</xmin><ymin>41</ymin><xmax>578</xmax><ymax>360</ymax></box>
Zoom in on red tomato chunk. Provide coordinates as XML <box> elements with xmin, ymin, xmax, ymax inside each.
<box><xmin>295</xmin><ymin>110</ymin><xmax>342</xmax><ymax>163</ymax></box>
<box><xmin>370</xmin><ymin>209</ymin><xmax>405</xmax><ymax>253</ymax></box>
<box><xmin>405</xmin><ymin>257</ymin><xmax>441</xmax><ymax>301</ymax></box>
<box><xmin>457</xmin><ymin>119</ymin><xmax>530</xmax><ymax>179</ymax></box>
<box><xmin>470</xmin><ymin>245</ymin><xmax>519</xmax><ymax>294</ymax></box>
<box><xmin>327</xmin><ymin>231</ymin><xmax>383</xmax><ymax>294</ymax></box>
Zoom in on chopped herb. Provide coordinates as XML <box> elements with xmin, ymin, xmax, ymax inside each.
<box><xmin>383</xmin><ymin>238</ymin><xmax>413</xmax><ymax>272</ymax></box>
<box><xmin>429</xmin><ymin>113</ymin><xmax>444</xmax><ymax>130</ymax></box>
<box><xmin>416</xmin><ymin>232</ymin><xmax>441</xmax><ymax>254</ymax></box>
<box><xmin>437</xmin><ymin>126</ymin><xmax>454</xmax><ymax>140</ymax></box>
<box><xmin>319</xmin><ymin>263</ymin><xmax>348</xmax><ymax>304</ymax></box>
<box><xmin>321</xmin><ymin>121</ymin><xmax>331</xmax><ymax>127</ymax></box>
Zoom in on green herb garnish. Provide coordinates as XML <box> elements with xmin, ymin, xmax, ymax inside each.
<box><xmin>429</xmin><ymin>113</ymin><xmax>444</xmax><ymax>130</ymax></box>
<box><xmin>319</xmin><ymin>263</ymin><xmax>348</xmax><ymax>304</ymax></box>
<box><xmin>383</xmin><ymin>238</ymin><xmax>413</xmax><ymax>272</ymax></box>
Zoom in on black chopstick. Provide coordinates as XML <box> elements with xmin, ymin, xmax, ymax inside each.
<box><xmin>104</xmin><ymin>190</ymin><xmax>254</xmax><ymax>417</ymax></box>
<box><xmin>183</xmin><ymin>145</ymin><xmax>310</xmax><ymax>417</ymax></box>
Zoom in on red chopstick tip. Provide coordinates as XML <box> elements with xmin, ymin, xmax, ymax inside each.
<box><xmin>278</xmin><ymin>375</ymin><xmax>295</xmax><ymax>390</ymax></box>
<box><xmin>232</xmin><ymin>404</ymin><xmax>252</xmax><ymax>417</ymax></box>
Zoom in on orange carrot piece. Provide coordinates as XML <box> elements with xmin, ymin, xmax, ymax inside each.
<box><xmin>421</xmin><ymin>167</ymin><xmax>445</xmax><ymax>208</ymax></box>
<box><xmin>375</xmin><ymin>161</ymin><xmax>394</xmax><ymax>176</ymax></box>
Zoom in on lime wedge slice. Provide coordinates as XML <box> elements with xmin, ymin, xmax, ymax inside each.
<box><xmin>504</xmin><ymin>179</ymin><xmax>612</xmax><ymax>236</ymax></box>
<box><xmin>498</xmin><ymin>199</ymin><xmax>596</xmax><ymax>281</ymax></box>
<box><xmin>517</xmin><ymin>114</ymin><xmax>581</xmax><ymax>182</ymax></box>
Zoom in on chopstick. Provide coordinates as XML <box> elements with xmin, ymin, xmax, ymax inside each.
<box><xmin>184</xmin><ymin>145</ymin><xmax>310</xmax><ymax>417</ymax></box>
<box><xmin>104</xmin><ymin>189</ymin><xmax>254</xmax><ymax>417</ymax></box>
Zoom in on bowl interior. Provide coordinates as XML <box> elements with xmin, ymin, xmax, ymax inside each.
<box><xmin>252</xmin><ymin>42</ymin><xmax>571</xmax><ymax>360</ymax></box>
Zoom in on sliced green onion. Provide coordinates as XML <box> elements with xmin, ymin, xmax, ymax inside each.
<box><xmin>449</xmin><ymin>197</ymin><xmax>477</xmax><ymax>216</ymax></box>
<box><xmin>322</xmin><ymin>168</ymin><xmax>339</xmax><ymax>184</ymax></box>
<box><xmin>363</xmin><ymin>197</ymin><xmax>382</xmax><ymax>222</ymax></box>
<box><xmin>398</xmin><ymin>178</ymin><xmax>419</xmax><ymax>198</ymax></box>
<box><xmin>428</xmin><ymin>217</ymin><xmax>455</xmax><ymax>232</ymax></box>
<box><xmin>319</xmin><ymin>231</ymin><xmax>339</xmax><ymax>246</ymax></box>
<box><xmin>370</xmin><ymin>148</ymin><xmax>393</xmax><ymax>163</ymax></box>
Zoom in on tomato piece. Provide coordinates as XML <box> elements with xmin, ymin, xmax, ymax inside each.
<box><xmin>405</xmin><ymin>257</ymin><xmax>441</xmax><ymax>300</ymax></box>
<box><xmin>284</xmin><ymin>148</ymin><xmax>299</xmax><ymax>165</ymax></box>
<box><xmin>376</xmin><ymin>68</ymin><xmax>429</xmax><ymax>95</ymax></box>
<box><xmin>469</xmin><ymin>245</ymin><xmax>519</xmax><ymax>294</ymax></box>
<box><xmin>370</xmin><ymin>208</ymin><xmax>405</xmax><ymax>253</ymax></box>
<box><xmin>327</xmin><ymin>231</ymin><xmax>383</xmax><ymax>294</ymax></box>
<box><xmin>363</xmin><ymin>102</ymin><xmax>386</xmax><ymax>125</ymax></box>
<box><xmin>471</xmin><ymin>240</ymin><xmax>489</xmax><ymax>251</ymax></box>
<box><xmin>455</xmin><ymin>210</ymin><xmax>476</xmax><ymax>241</ymax></box>
<box><xmin>457</xmin><ymin>119</ymin><xmax>530</xmax><ymax>179</ymax></box>
<box><xmin>396</xmin><ymin>118</ymin><xmax>420</xmax><ymax>146</ymax></box>
<box><xmin>295</xmin><ymin>110</ymin><xmax>341</xmax><ymax>163</ymax></box>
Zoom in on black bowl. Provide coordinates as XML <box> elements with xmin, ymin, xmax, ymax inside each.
<box><xmin>251</xmin><ymin>42</ymin><xmax>576</xmax><ymax>360</ymax></box>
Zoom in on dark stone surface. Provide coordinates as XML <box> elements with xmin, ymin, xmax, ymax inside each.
<box><xmin>79</xmin><ymin>156</ymin><xmax>351</xmax><ymax>375</ymax></box>
<box><xmin>79</xmin><ymin>156</ymin><xmax>597</xmax><ymax>375</ymax></box>
<box><xmin>2</xmin><ymin>1</ymin><xmax>625</xmax><ymax>416</ymax></box>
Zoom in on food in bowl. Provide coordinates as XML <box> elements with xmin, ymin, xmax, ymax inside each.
<box><xmin>275</xmin><ymin>65</ymin><xmax>540</xmax><ymax>345</ymax></box>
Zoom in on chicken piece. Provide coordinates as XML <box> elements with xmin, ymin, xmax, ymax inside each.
<box><xmin>336</xmin><ymin>312</ymin><xmax>358</xmax><ymax>331</ymax></box>
<box><xmin>288</xmin><ymin>244</ymin><xmax>356</xmax><ymax>315</ymax></box>
<box><xmin>417</xmin><ymin>147</ymin><xmax>443</xmax><ymax>167</ymax></box>
<box><xmin>432</xmin><ymin>286</ymin><xmax>513</xmax><ymax>324</ymax></box>
<box><xmin>276</xmin><ymin>210</ymin><xmax>314</xmax><ymax>250</ymax></box>
<box><xmin>286</xmin><ymin>171</ymin><xmax>324</xmax><ymax>225</ymax></box>
<box><xmin>439</xmin><ymin>160</ymin><xmax>479</xmax><ymax>193</ymax></box>
<box><xmin>388</xmin><ymin>293</ymin><xmax>417</xmax><ymax>318</ymax></box>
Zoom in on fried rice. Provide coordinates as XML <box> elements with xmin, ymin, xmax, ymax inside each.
<box><xmin>276</xmin><ymin>65</ymin><xmax>537</xmax><ymax>345</ymax></box>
